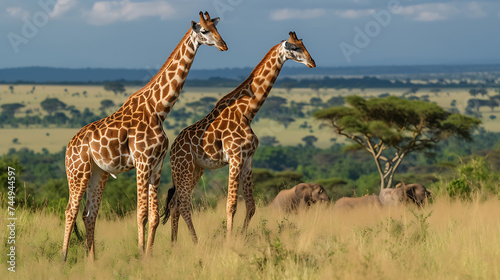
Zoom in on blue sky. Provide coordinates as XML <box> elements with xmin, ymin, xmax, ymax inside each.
<box><xmin>1</xmin><ymin>0</ymin><xmax>499</xmax><ymax>70</ymax></box>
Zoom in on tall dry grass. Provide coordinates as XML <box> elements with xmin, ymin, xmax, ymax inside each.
<box><xmin>1</xmin><ymin>197</ymin><xmax>499</xmax><ymax>279</ymax></box>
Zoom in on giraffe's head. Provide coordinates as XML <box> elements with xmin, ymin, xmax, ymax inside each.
<box><xmin>282</xmin><ymin>32</ymin><xmax>316</xmax><ymax>68</ymax></box>
<box><xmin>191</xmin><ymin>11</ymin><xmax>228</xmax><ymax>51</ymax></box>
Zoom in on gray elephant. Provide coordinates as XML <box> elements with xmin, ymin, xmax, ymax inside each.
<box><xmin>271</xmin><ymin>183</ymin><xmax>329</xmax><ymax>211</ymax></box>
<box><xmin>379</xmin><ymin>183</ymin><xmax>431</xmax><ymax>206</ymax></box>
<box><xmin>333</xmin><ymin>195</ymin><xmax>382</xmax><ymax>210</ymax></box>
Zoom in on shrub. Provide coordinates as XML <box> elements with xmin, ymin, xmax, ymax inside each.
<box><xmin>447</xmin><ymin>178</ymin><xmax>472</xmax><ymax>200</ymax></box>
<box><xmin>445</xmin><ymin>156</ymin><xmax>499</xmax><ymax>200</ymax></box>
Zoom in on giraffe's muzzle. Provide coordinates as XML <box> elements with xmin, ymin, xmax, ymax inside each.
<box><xmin>217</xmin><ymin>41</ymin><xmax>228</xmax><ymax>51</ymax></box>
<box><xmin>306</xmin><ymin>58</ymin><xmax>316</xmax><ymax>68</ymax></box>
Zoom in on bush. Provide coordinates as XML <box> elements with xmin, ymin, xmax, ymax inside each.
<box><xmin>445</xmin><ymin>156</ymin><xmax>499</xmax><ymax>200</ymax></box>
<box><xmin>446</xmin><ymin>179</ymin><xmax>472</xmax><ymax>200</ymax></box>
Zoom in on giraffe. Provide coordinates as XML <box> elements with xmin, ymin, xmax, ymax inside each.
<box><xmin>62</xmin><ymin>12</ymin><xmax>227</xmax><ymax>261</ymax></box>
<box><xmin>162</xmin><ymin>32</ymin><xmax>316</xmax><ymax>243</ymax></box>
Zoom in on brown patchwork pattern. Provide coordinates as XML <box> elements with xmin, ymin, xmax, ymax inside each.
<box><xmin>62</xmin><ymin>12</ymin><xmax>226</xmax><ymax>261</ymax></box>
<box><xmin>166</xmin><ymin>32</ymin><xmax>315</xmax><ymax>243</ymax></box>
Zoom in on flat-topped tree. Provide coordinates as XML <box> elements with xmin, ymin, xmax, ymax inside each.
<box><xmin>1</xmin><ymin>103</ymin><xmax>25</xmax><ymax>115</ymax></box>
<box><xmin>314</xmin><ymin>95</ymin><xmax>481</xmax><ymax>191</ymax></box>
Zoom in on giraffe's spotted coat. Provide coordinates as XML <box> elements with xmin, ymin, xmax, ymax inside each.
<box><xmin>166</xmin><ymin>32</ymin><xmax>316</xmax><ymax>243</ymax></box>
<box><xmin>62</xmin><ymin>12</ymin><xmax>227</xmax><ymax>261</ymax></box>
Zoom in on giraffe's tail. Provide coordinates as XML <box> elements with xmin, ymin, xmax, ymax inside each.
<box><xmin>161</xmin><ymin>186</ymin><xmax>176</xmax><ymax>225</ymax></box>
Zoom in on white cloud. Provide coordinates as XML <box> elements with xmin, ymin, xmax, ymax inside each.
<box><xmin>466</xmin><ymin>2</ymin><xmax>487</xmax><ymax>19</ymax></box>
<box><xmin>400</xmin><ymin>3</ymin><xmax>459</xmax><ymax>22</ymax></box>
<box><xmin>6</xmin><ymin>7</ymin><xmax>30</xmax><ymax>19</ymax></box>
<box><xmin>333</xmin><ymin>9</ymin><xmax>375</xmax><ymax>19</ymax></box>
<box><xmin>87</xmin><ymin>0</ymin><xmax>174</xmax><ymax>25</ymax></box>
<box><xmin>400</xmin><ymin>2</ymin><xmax>489</xmax><ymax>22</ymax></box>
<box><xmin>414</xmin><ymin>11</ymin><xmax>448</xmax><ymax>22</ymax></box>
<box><xmin>50</xmin><ymin>0</ymin><xmax>78</xmax><ymax>18</ymax></box>
<box><xmin>270</xmin><ymin>8</ymin><xmax>326</xmax><ymax>21</ymax></box>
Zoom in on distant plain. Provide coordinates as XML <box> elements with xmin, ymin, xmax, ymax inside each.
<box><xmin>0</xmin><ymin>84</ymin><xmax>499</xmax><ymax>154</ymax></box>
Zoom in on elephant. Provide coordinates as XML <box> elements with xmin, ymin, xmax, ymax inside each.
<box><xmin>271</xmin><ymin>183</ymin><xmax>329</xmax><ymax>211</ymax></box>
<box><xmin>379</xmin><ymin>183</ymin><xmax>431</xmax><ymax>206</ymax></box>
<box><xmin>333</xmin><ymin>195</ymin><xmax>383</xmax><ymax>210</ymax></box>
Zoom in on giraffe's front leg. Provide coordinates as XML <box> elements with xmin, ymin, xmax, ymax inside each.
<box><xmin>136</xmin><ymin>163</ymin><xmax>150</xmax><ymax>254</ymax></box>
<box><xmin>145</xmin><ymin>161</ymin><xmax>164</xmax><ymax>256</ymax></box>
<box><xmin>62</xmin><ymin>164</ymin><xmax>91</xmax><ymax>262</ymax></box>
<box><xmin>240</xmin><ymin>158</ymin><xmax>256</xmax><ymax>234</ymax></box>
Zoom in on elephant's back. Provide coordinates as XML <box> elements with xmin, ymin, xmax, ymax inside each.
<box><xmin>334</xmin><ymin>195</ymin><xmax>382</xmax><ymax>210</ymax></box>
<box><xmin>270</xmin><ymin>188</ymin><xmax>297</xmax><ymax>210</ymax></box>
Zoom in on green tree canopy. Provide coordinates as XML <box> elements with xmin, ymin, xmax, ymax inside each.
<box><xmin>40</xmin><ymin>98</ymin><xmax>66</xmax><ymax>115</ymax></box>
<box><xmin>1</xmin><ymin>103</ymin><xmax>25</xmax><ymax>115</ymax></box>
<box><xmin>104</xmin><ymin>82</ymin><xmax>126</xmax><ymax>95</ymax></box>
<box><xmin>314</xmin><ymin>95</ymin><xmax>481</xmax><ymax>190</ymax></box>
<box><xmin>100</xmin><ymin>99</ymin><xmax>115</xmax><ymax>111</ymax></box>
<box><xmin>302</xmin><ymin>135</ymin><xmax>318</xmax><ymax>147</ymax></box>
<box><xmin>259</xmin><ymin>136</ymin><xmax>280</xmax><ymax>147</ymax></box>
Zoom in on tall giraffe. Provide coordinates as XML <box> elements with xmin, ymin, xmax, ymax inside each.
<box><xmin>162</xmin><ymin>32</ymin><xmax>315</xmax><ymax>243</ymax></box>
<box><xmin>62</xmin><ymin>12</ymin><xmax>227</xmax><ymax>261</ymax></box>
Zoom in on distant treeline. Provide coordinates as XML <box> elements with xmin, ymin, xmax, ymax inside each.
<box><xmin>1</xmin><ymin>65</ymin><xmax>500</xmax><ymax>87</ymax></box>
<box><xmin>188</xmin><ymin>76</ymin><xmax>500</xmax><ymax>89</ymax></box>
<box><xmin>2</xmin><ymin>75</ymin><xmax>499</xmax><ymax>89</ymax></box>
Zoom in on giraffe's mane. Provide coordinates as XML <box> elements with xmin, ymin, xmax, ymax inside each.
<box><xmin>134</xmin><ymin>29</ymin><xmax>194</xmax><ymax>96</ymax></box>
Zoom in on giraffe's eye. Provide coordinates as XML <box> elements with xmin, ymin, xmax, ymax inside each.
<box><xmin>201</xmin><ymin>30</ymin><xmax>209</xmax><ymax>35</ymax></box>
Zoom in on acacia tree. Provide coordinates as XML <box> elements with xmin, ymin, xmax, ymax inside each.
<box><xmin>100</xmin><ymin>99</ymin><xmax>115</xmax><ymax>111</ymax></box>
<box><xmin>40</xmin><ymin>98</ymin><xmax>66</xmax><ymax>115</ymax></box>
<box><xmin>1</xmin><ymin>103</ymin><xmax>25</xmax><ymax>115</ymax></box>
<box><xmin>314</xmin><ymin>96</ymin><xmax>481</xmax><ymax>191</ymax></box>
<box><xmin>104</xmin><ymin>82</ymin><xmax>126</xmax><ymax>95</ymax></box>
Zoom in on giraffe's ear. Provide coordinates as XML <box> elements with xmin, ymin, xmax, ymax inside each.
<box><xmin>191</xmin><ymin>21</ymin><xmax>201</xmax><ymax>33</ymax></box>
<box><xmin>212</xmin><ymin>17</ymin><xmax>220</xmax><ymax>27</ymax></box>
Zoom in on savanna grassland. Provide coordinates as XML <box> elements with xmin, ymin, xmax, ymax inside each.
<box><xmin>1</xmin><ymin>82</ymin><xmax>500</xmax><ymax>279</ymax></box>
<box><xmin>1</xmin><ymin>196</ymin><xmax>499</xmax><ymax>279</ymax></box>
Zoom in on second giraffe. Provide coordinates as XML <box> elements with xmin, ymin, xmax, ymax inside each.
<box><xmin>162</xmin><ymin>32</ymin><xmax>316</xmax><ymax>243</ymax></box>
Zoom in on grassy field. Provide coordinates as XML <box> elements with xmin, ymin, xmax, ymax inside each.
<box><xmin>1</xmin><ymin>84</ymin><xmax>500</xmax><ymax>154</ymax></box>
<box><xmin>1</xmin><ymin>196</ymin><xmax>499</xmax><ymax>279</ymax></box>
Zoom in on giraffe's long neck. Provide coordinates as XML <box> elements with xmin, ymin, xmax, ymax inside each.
<box><xmin>244</xmin><ymin>44</ymin><xmax>285</xmax><ymax>121</ymax></box>
<box><xmin>142</xmin><ymin>29</ymin><xmax>199</xmax><ymax>122</ymax></box>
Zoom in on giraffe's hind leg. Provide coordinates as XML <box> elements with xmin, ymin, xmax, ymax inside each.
<box><xmin>145</xmin><ymin>160</ymin><xmax>165</xmax><ymax>256</ymax></box>
<box><xmin>171</xmin><ymin>164</ymin><xmax>203</xmax><ymax>244</ymax></box>
<box><xmin>240</xmin><ymin>159</ymin><xmax>256</xmax><ymax>234</ymax></box>
<box><xmin>226</xmin><ymin>157</ymin><xmax>243</xmax><ymax>240</ymax></box>
<box><xmin>62</xmin><ymin>158</ymin><xmax>92</xmax><ymax>262</ymax></box>
<box><xmin>82</xmin><ymin>164</ymin><xmax>110</xmax><ymax>261</ymax></box>
<box><xmin>170</xmin><ymin>193</ymin><xmax>180</xmax><ymax>243</ymax></box>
